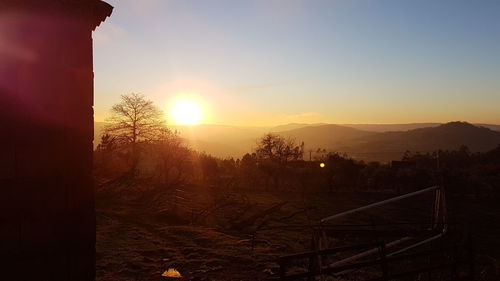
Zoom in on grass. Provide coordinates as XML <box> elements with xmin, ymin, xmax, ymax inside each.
<box><xmin>96</xmin><ymin>182</ymin><xmax>500</xmax><ymax>281</ymax></box>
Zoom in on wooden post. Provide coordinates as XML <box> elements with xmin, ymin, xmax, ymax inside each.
<box><xmin>378</xmin><ymin>242</ymin><xmax>389</xmax><ymax>280</ymax></box>
<box><xmin>441</xmin><ymin>186</ymin><xmax>448</xmax><ymax>233</ymax></box>
<box><xmin>308</xmin><ymin>229</ymin><xmax>318</xmax><ymax>281</ymax></box>
<box><xmin>432</xmin><ymin>188</ymin><xmax>441</xmax><ymax>230</ymax></box>
<box><xmin>308</xmin><ymin>227</ymin><xmax>324</xmax><ymax>281</ymax></box>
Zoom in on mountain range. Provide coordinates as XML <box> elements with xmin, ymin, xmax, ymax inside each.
<box><xmin>94</xmin><ymin>121</ymin><xmax>500</xmax><ymax>162</ymax></box>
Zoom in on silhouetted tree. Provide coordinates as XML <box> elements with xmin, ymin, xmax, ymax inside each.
<box><xmin>199</xmin><ymin>154</ymin><xmax>219</xmax><ymax>183</ymax></box>
<box><xmin>104</xmin><ymin>93</ymin><xmax>165</xmax><ymax>170</ymax></box>
<box><xmin>238</xmin><ymin>153</ymin><xmax>261</xmax><ymax>189</ymax></box>
<box><xmin>254</xmin><ymin>133</ymin><xmax>304</xmax><ymax>189</ymax></box>
<box><xmin>154</xmin><ymin>130</ymin><xmax>192</xmax><ymax>187</ymax></box>
<box><xmin>255</xmin><ymin>133</ymin><xmax>304</xmax><ymax>164</ymax></box>
<box><xmin>324</xmin><ymin>152</ymin><xmax>363</xmax><ymax>191</ymax></box>
<box><xmin>96</xmin><ymin>133</ymin><xmax>116</xmax><ymax>153</ymax></box>
<box><xmin>94</xmin><ymin>134</ymin><xmax>117</xmax><ymax>175</ymax></box>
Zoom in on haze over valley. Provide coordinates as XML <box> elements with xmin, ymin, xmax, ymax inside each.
<box><xmin>95</xmin><ymin>121</ymin><xmax>500</xmax><ymax>162</ymax></box>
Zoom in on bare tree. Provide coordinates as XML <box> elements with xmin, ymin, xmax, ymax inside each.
<box><xmin>104</xmin><ymin>93</ymin><xmax>165</xmax><ymax>169</ymax></box>
<box><xmin>254</xmin><ymin>133</ymin><xmax>304</xmax><ymax>189</ymax></box>
<box><xmin>255</xmin><ymin>133</ymin><xmax>304</xmax><ymax>164</ymax></box>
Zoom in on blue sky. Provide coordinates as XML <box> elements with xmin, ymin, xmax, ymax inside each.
<box><xmin>93</xmin><ymin>0</ymin><xmax>500</xmax><ymax>125</ymax></box>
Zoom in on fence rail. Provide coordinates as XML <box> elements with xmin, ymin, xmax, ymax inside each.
<box><xmin>274</xmin><ymin>238</ymin><xmax>475</xmax><ymax>281</ymax></box>
<box><xmin>272</xmin><ymin>185</ymin><xmax>476</xmax><ymax>280</ymax></box>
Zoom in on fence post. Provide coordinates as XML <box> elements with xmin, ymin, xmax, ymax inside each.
<box><xmin>308</xmin><ymin>230</ymin><xmax>318</xmax><ymax>281</ymax></box>
<box><xmin>432</xmin><ymin>188</ymin><xmax>441</xmax><ymax>230</ymax></box>
<box><xmin>378</xmin><ymin>241</ymin><xmax>389</xmax><ymax>280</ymax></box>
<box><xmin>308</xmin><ymin>227</ymin><xmax>323</xmax><ymax>281</ymax></box>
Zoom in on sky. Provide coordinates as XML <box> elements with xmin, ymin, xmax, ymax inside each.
<box><xmin>93</xmin><ymin>0</ymin><xmax>500</xmax><ymax>126</ymax></box>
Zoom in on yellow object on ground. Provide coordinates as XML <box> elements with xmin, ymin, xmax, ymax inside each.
<box><xmin>162</xmin><ymin>268</ymin><xmax>182</xmax><ymax>278</ymax></box>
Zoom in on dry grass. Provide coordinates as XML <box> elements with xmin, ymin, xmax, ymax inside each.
<box><xmin>96</xmin><ymin>181</ymin><xmax>500</xmax><ymax>281</ymax></box>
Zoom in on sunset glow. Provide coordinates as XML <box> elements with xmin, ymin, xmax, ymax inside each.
<box><xmin>93</xmin><ymin>0</ymin><xmax>500</xmax><ymax>125</ymax></box>
<box><xmin>170</xmin><ymin>98</ymin><xmax>203</xmax><ymax>125</ymax></box>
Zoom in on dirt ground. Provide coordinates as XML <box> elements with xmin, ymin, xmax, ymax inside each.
<box><xmin>96</xmin><ymin>183</ymin><xmax>500</xmax><ymax>281</ymax></box>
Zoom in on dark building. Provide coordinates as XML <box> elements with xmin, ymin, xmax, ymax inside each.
<box><xmin>0</xmin><ymin>1</ymin><xmax>112</xmax><ymax>280</ymax></box>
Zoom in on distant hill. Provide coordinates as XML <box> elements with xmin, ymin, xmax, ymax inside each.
<box><xmin>340</xmin><ymin>123</ymin><xmax>442</xmax><ymax>132</ymax></box>
<box><xmin>476</xmin><ymin>124</ymin><xmax>500</xmax><ymax>132</ymax></box>
<box><xmin>276</xmin><ymin>124</ymin><xmax>375</xmax><ymax>150</ymax></box>
<box><xmin>340</xmin><ymin>122</ymin><xmax>500</xmax><ymax>162</ymax></box>
<box><xmin>271</xmin><ymin>123</ymin><xmax>500</xmax><ymax>133</ymax></box>
<box><xmin>93</xmin><ymin>121</ymin><xmax>500</xmax><ymax>160</ymax></box>
<box><xmin>270</xmin><ymin>123</ymin><xmax>326</xmax><ymax>132</ymax></box>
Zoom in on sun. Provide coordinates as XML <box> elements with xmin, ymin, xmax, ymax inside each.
<box><xmin>170</xmin><ymin>98</ymin><xmax>203</xmax><ymax>125</ymax></box>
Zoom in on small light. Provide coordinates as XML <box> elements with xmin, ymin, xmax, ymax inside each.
<box><xmin>320</xmin><ymin>163</ymin><xmax>326</xmax><ymax>168</ymax></box>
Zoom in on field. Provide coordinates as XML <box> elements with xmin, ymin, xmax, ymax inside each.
<box><xmin>95</xmin><ymin>178</ymin><xmax>500</xmax><ymax>281</ymax></box>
